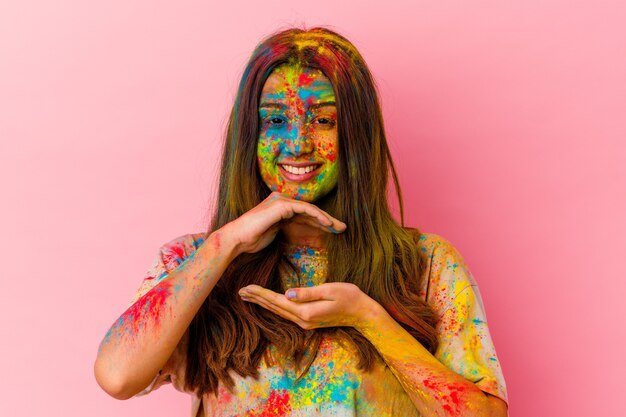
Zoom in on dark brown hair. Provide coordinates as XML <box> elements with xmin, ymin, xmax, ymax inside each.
<box><xmin>185</xmin><ymin>27</ymin><xmax>438</xmax><ymax>396</ymax></box>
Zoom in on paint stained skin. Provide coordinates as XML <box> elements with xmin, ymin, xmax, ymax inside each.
<box><xmin>102</xmin><ymin>279</ymin><xmax>176</xmax><ymax>347</ymax></box>
<box><xmin>280</xmin><ymin>243</ymin><xmax>328</xmax><ymax>288</ymax></box>
<box><xmin>128</xmin><ymin>233</ymin><xmax>508</xmax><ymax>416</ymax></box>
<box><xmin>99</xmin><ymin>236</ymin><xmax>207</xmax><ymax>351</ymax></box>
<box><xmin>257</xmin><ymin>64</ymin><xmax>339</xmax><ymax>202</ymax></box>
<box><xmin>421</xmin><ymin>376</ymin><xmax>470</xmax><ymax>415</ymax></box>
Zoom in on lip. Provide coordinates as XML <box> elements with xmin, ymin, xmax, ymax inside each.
<box><xmin>278</xmin><ymin>161</ymin><xmax>322</xmax><ymax>167</ymax></box>
<box><xmin>278</xmin><ymin>163</ymin><xmax>322</xmax><ymax>182</ymax></box>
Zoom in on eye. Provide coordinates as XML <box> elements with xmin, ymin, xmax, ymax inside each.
<box><xmin>265</xmin><ymin>116</ymin><xmax>287</xmax><ymax>128</ymax></box>
<box><xmin>313</xmin><ymin>117</ymin><xmax>336</xmax><ymax>127</ymax></box>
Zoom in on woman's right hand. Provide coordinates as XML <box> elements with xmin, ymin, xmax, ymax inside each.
<box><xmin>223</xmin><ymin>191</ymin><xmax>347</xmax><ymax>255</ymax></box>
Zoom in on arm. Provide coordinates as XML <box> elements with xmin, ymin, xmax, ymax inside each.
<box><xmin>94</xmin><ymin>192</ymin><xmax>346</xmax><ymax>400</ymax></box>
<box><xmin>239</xmin><ymin>231</ymin><xmax>508</xmax><ymax>416</ymax></box>
<box><xmin>356</xmin><ymin>299</ymin><xmax>508</xmax><ymax>417</ymax></box>
<box><xmin>94</xmin><ymin>228</ymin><xmax>239</xmax><ymax>400</ymax></box>
<box><xmin>240</xmin><ymin>284</ymin><xmax>507</xmax><ymax>417</ymax></box>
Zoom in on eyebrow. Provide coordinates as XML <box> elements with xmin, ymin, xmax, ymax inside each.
<box><xmin>259</xmin><ymin>101</ymin><xmax>336</xmax><ymax>111</ymax></box>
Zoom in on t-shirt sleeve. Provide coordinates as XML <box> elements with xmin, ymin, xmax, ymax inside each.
<box><xmin>128</xmin><ymin>233</ymin><xmax>206</xmax><ymax>397</ymax></box>
<box><xmin>127</xmin><ymin>233</ymin><xmax>204</xmax><ymax>308</ymax></box>
<box><xmin>418</xmin><ymin>233</ymin><xmax>508</xmax><ymax>405</ymax></box>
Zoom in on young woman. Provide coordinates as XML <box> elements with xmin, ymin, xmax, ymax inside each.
<box><xmin>94</xmin><ymin>27</ymin><xmax>509</xmax><ymax>417</ymax></box>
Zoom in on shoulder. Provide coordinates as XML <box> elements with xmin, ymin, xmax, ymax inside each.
<box><xmin>159</xmin><ymin>232</ymin><xmax>207</xmax><ymax>250</ymax></box>
<box><xmin>128</xmin><ymin>232</ymin><xmax>208</xmax><ymax>307</ymax></box>
<box><xmin>415</xmin><ymin>232</ymin><xmax>462</xmax><ymax>261</ymax></box>
<box><xmin>401</xmin><ymin>227</ymin><xmax>464</xmax><ymax>269</ymax></box>
<box><xmin>408</xmin><ymin>230</ymin><xmax>477</xmax><ymax>311</ymax></box>
<box><xmin>415</xmin><ymin>231</ymin><xmax>471</xmax><ymax>278</ymax></box>
<box><xmin>157</xmin><ymin>232</ymin><xmax>208</xmax><ymax>269</ymax></box>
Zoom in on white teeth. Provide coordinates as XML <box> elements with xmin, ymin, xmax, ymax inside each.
<box><xmin>281</xmin><ymin>165</ymin><xmax>318</xmax><ymax>175</ymax></box>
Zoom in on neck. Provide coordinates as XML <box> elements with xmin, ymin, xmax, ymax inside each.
<box><xmin>280</xmin><ymin>221</ymin><xmax>328</xmax><ymax>248</ymax></box>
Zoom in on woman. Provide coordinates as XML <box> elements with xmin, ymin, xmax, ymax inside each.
<box><xmin>95</xmin><ymin>27</ymin><xmax>509</xmax><ymax>417</ymax></box>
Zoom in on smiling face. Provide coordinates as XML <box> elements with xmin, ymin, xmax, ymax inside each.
<box><xmin>256</xmin><ymin>64</ymin><xmax>339</xmax><ymax>202</ymax></box>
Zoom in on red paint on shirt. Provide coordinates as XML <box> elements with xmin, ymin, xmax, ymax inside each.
<box><xmin>247</xmin><ymin>390</ymin><xmax>292</xmax><ymax>416</ymax></box>
<box><xmin>163</xmin><ymin>242</ymin><xmax>186</xmax><ymax>265</ymax></box>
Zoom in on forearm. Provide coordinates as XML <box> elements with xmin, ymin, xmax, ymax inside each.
<box><xmin>357</xmin><ymin>301</ymin><xmax>502</xmax><ymax>417</ymax></box>
<box><xmin>94</xmin><ymin>228</ymin><xmax>239</xmax><ymax>399</ymax></box>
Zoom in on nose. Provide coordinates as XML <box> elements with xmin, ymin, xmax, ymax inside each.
<box><xmin>282</xmin><ymin>123</ymin><xmax>314</xmax><ymax>157</ymax></box>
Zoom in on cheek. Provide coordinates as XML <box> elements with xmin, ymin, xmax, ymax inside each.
<box><xmin>314</xmin><ymin>134</ymin><xmax>338</xmax><ymax>163</ymax></box>
<box><xmin>257</xmin><ymin>132</ymin><xmax>282</xmax><ymax>163</ymax></box>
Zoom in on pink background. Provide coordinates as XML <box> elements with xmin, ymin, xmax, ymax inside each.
<box><xmin>1</xmin><ymin>1</ymin><xmax>624</xmax><ymax>416</ymax></box>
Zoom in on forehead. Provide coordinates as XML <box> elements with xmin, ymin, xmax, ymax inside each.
<box><xmin>260</xmin><ymin>64</ymin><xmax>335</xmax><ymax>101</ymax></box>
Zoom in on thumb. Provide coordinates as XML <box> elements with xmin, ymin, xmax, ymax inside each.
<box><xmin>285</xmin><ymin>286</ymin><xmax>326</xmax><ymax>302</ymax></box>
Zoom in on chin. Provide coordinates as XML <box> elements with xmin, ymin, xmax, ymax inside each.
<box><xmin>290</xmin><ymin>194</ymin><xmax>315</xmax><ymax>202</ymax></box>
<box><xmin>302</xmin><ymin>188</ymin><xmax>336</xmax><ymax>205</ymax></box>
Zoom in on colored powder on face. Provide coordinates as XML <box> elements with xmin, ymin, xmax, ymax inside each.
<box><xmin>298</xmin><ymin>71</ymin><xmax>315</xmax><ymax>88</ymax></box>
<box><xmin>256</xmin><ymin>63</ymin><xmax>339</xmax><ymax>203</ymax></box>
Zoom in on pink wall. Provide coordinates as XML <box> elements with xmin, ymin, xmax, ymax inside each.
<box><xmin>1</xmin><ymin>1</ymin><xmax>624</xmax><ymax>416</ymax></box>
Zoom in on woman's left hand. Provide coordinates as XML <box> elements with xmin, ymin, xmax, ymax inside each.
<box><xmin>238</xmin><ymin>283</ymin><xmax>380</xmax><ymax>331</ymax></box>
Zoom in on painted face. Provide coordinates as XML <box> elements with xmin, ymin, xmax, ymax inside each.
<box><xmin>257</xmin><ymin>64</ymin><xmax>339</xmax><ymax>202</ymax></box>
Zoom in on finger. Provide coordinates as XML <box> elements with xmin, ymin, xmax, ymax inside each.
<box><xmin>269</xmin><ymin>193</ymin><xmax>346</xmax><ymax>232</ymax></box>
<box><xmin>241</xmin><ymin>293</ymin><xmax>304</xmax><ymax>325</ymax></box>
<box><xmin>243</xmin><ymin>293</ymin><xmax>335</xmax><ymax>330</ymax></box>
<box><xmin>240</xmin><ymin>285</ymin><xmax>305</xmax><ymax>317</ymax></box>
<box><xmin>285</xmin><ymin>285</ymin><xmax>329</xmax><ymax>303</ymax></box>
<box><xmin>286</xmin><ymin>214</ymin><xmax>339</xmax><ymax>234</ymax></box>
<box><xmin>286</xmin><ymin>201</ymin><xmax>333</xmax><ymax>227</ymax></box>
<box><xmin>287</xmin><ymin>200</ymin><xmax>347</xmax><ymax>233</ymax></box>
<box><xmin>240</xmin><ymin>285</ymin><xmax>285</xmax><ymax>305</ymax></box>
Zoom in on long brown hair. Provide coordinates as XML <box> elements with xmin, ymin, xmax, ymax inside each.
<box><xmin>185</xmin><ymin>27</ymin><xmax>438</xmax><ymax>396</ymax></box>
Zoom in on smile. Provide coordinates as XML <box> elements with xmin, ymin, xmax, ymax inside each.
<box><xmin>278</xmin><ymin>164</ymin><xmax>322</xmax><ymax>182</ymax></box>
<box><xmin>280</xmin><ymin>164</ymin><xmax>319</xmax><ymax>174</ymax></box>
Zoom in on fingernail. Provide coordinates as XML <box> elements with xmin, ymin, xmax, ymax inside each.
<box><xmin>286</xmin><ymin>290</ymin><xmax>297</xmax><ymax>300</ymax></box>
<box><xmin>241</xmin><ymin>296</ymin><xmax>250</xmax><ymax>302</ymax></box>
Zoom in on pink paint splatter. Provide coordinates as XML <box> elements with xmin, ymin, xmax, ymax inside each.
<box><xmin>247</xmin><ymin>390</ymin><xmax>292</xmax><ymax>417</ymax></box>
<box><xmin>211</xmin><ymin>231</ymin><xmax>221</xmax><ymax>251</ymax></box>
<box><xmin>162</xmin><ymin>242</ymin><xmax>186</xmax><ymax>266</ymax></box>
<box><xmin>119</xmin><ymin>279</ymin><xmax>174</xmax><ymax>336</ymax></box>
<box><xmin>217</xmin><ymin>386</ymin><xmax>234</xmax><ymax>404</ymax></box>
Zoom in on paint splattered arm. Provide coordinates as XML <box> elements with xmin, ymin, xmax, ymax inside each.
<box><xmin>357</xmin><ymin>299</ymin><xmax>508</xmax><ymax>417</ymax></box>
<box><xmin>354</xmin><ymin>239</ymin><xmax>508</xmax><ymax>416</ymax></box>
<box><xmin>94</xmin><ymin>230</ymin><xmax>239</xmax><ymax>400</ymax></box>
<box><xmin>239</xmin><ymin>282</ymin><xmax>508</xmax><ymax>416</ymax></box>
